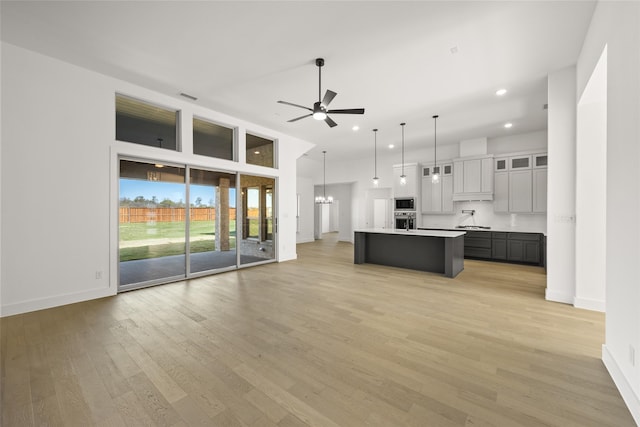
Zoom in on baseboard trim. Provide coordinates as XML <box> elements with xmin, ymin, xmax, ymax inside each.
<box><xmin>1</xmin><ymin>286</ymin><xmax>115</xmax><ymax>317</ymax></box>
<box><xmin>545</xmin><ymin>289</ymin><xmax>574</xmax><ymax>305</ymax></box>
<box><xmin>602</xmin><ymin>344</ymin><xmax>640</xmax><ymax>425</ymax></box>
<box><xmin>574</xmin><ymin>296</ymin><xmax>605</xmax><ymax>312</ymax></box>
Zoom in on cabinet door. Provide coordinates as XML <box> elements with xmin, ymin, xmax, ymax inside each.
<box><xmin>463</xmin><ymin>159</ymin><xmax>481</xmax><ymax>193</ymax></box>
<box><xmin>421</xmin><ymin>167</ymin><xmax>432</xmax><ymax>212</ymax></box>
<box><xmin>533</xmin><ymin>154</ymin><xmax>548</xmax><ymax>169</ymax></box>
<box><xmin>421</xmin><ymin>176</ymin><xmax>433</xmax><ymax>212</ymax></box>
<box><xmin>509</xmin><ymin>170</ymin><xmax>532</xmax><ymax>213</ymax></box>
<box><xmin>507</xmin><ymin>239</ymin><xmax>524</xmax><ymax>261</ymax></box>
<box><xmin>431</xmin><ymin>168</ymin><xmax>442</xmax><ymax>212</ymax></box>
<box><xmin>404</xmin><ymin>165</ymin><xmax>417</xmax><ymax>197</ymax></box>
<box><xmin>394</xmin><ymin>165</ymin><xmax>416</xmax><ymax>197</ymax></box>
<box><xmin>481</xmin><ymin>157</ymin><xmax>493</xmax><ymax>193</ymax></box>
<box><xmin>492</xmin><ymin>239</ymin><xmax>507</xmax><ymax>260</ymax></box>
<box><xmin>533</xmin><ymin>168</ymin><xmax>547</xmax><ymax>213</ymax></box>
<box><xmin>494</xmin><ymin>172</ymin><xmax>509</xmax><ymax>212</ymax></box>
<box><xmin>453</xmin><ymin>160</ymin><xmax>464</xmax><ymax>194</ymax></box>
<box><xmin>495</xmin><ymin>157</ymin><xmax>508</xmax><ymax>172</ymax></box>
<box><xmin>510</xmin><ymin>155</ymin><xmax>532</xmax><ymax>170</ymax></box>
<box><xmin>442</xmin><ymin>174</ymin><xmax>454</xmax><ymax>213</ymax></box>
<box><xmin>393</xmin><ymin>166</ymin><xmax>406</xmax><ymax>197</ymax></box>
<box><xmin>523</xmin><ymin>241</ymin><xmax>541</xmax><ymax>264</ymax></box>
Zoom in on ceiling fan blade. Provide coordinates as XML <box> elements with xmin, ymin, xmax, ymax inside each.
<box><xmin>278</xmin><ymin>100</ymin><xmax>312</xmax><ymax>111</ymax></box>
<box><xmin>288</xmin><ymin>114</ymin><xmax>313</xmax><ymax>123</ymax></box>
<box><xmin>325</xmin><ymin>116</ymin><xmax>338</xmax><ymax>128</ymax></box>
<box><xmin>321</xmin><ymin>90</ymin><xmax>337</xmax><ymax>107</ymax></box>
<box><xmin>327</xmin><ymin>108</ymin><xmax>365</xmax><ymax>115</ymax></box>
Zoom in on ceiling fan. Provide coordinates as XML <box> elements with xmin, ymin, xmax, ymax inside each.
<box><xmin>277</xmin><ymin>58</ymin><xmax>365</xmax><ymax>128</ymax></box>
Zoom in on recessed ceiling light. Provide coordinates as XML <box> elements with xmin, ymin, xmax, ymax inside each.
<box><xmin>504</xmin><ymin>122</ymin><xmax>513</xmax><ymax>129</ymax></box>
<box><xmin>352</xmin><ymin>125</ymin><xmax>360</xmax><ymax>131</ymax></box>
<box><xmin>254</xmin><ymin>150</ymin><xmax>260</xmax><ymax>154</ymax></box>
<box><xmin>388</xmin><ymin>144</ymin><xmax>395</xmax><ymax>149</ymax></box>
<box><xmin>496</xmin><ymin>88</ymin><xmax>507</xmax><ymax>96</ymax></box>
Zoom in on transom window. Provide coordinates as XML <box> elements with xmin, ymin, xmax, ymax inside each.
<box><xmin>115</xmin><ymin>94</ymin><xmax>179</xmax><ymax>150</ymax></box>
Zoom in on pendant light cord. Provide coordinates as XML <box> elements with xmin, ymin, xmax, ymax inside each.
<box><xmin>323</xmin><ymin>150</ymin><xmax>327</xmax><ymax>198</ymax></box>
<box><xmin>373</xmin><ymin>129</ymin><xmax>378</xmax><ymax>177</ymax></box>
<box><xmin>433</xmin><ymin>115</ymin><xmax>439</xmax><ymax>169</ymax></box>
<box><xmin>401</xmin><ymin>123</ymin><xmax>406</xmax><ymax>175</ymax></box>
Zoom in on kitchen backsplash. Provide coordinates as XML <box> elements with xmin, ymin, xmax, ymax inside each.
<box><xmin>420</xmin><ymin>200</ymin><xmax>547</xmax><ymax>234</ymax></box>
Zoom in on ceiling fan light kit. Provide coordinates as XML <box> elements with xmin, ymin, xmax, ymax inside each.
<box><xmin>278</xmin><ymin>58</ymin><xmax>365</xmax><ymax>128</ymax></box>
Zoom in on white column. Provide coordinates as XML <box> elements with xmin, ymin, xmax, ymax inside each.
<box><xmin>546</xmin><ymin>66</ymin><xmax>577</xmax><ymax>304</ymax></box>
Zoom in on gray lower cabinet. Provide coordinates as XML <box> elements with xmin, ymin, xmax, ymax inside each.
<box><xmin>491</xmin><ymin>232</ymin><xmax>507</xmax><ymax>260</ymax></box>
<box><xmin>506</xmin><ymin>233</ymin><xmax>541</xmax><ymax>264</ymax></box>
<box><xmin>469</xmin><ymin>231</ymin><xmax>542</xmax><ymax>265</ymax></box>
<box><xmin>420</xmin><ymin>228</ymin><xmax>545</xmax><ymax>266</ymax></box>
<box><xmin>464</xmin><ymin>231</ymin><xmax>492</xmax><ymax>259</ymax></box>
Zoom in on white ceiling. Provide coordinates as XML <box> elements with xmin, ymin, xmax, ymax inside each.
<box><xmin>1</xmin><ymin>1</ymin><xmax>596</xmax><ymax>161</ymax></box>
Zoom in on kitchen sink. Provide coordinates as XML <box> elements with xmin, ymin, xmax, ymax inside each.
<box><xmin>455</xmin><ymin>225</ymin><xmax>491</xmax><ymax>230</ymax></box>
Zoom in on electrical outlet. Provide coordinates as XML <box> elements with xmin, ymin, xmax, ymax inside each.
<box><xmin>95</xmin><ymin>271</ymin><xmax>102</xmax><ymax>280</ymax></box>
<box><xmin>630</xmin><ymin>345</ymin><xmax>636</xmax><ymax>366</ymax></box>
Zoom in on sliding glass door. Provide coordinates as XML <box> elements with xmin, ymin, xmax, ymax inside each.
<box><xmin>240</xmin><ymin>174</ymin><xmax>276</xmax><ymax>265</ymax></box>
<box><xmin>189</xmin><ymin>168</ymin><xmax>237</xmax><ymax>274</ymax></box>
<box><xmin>119</xmin><ymin>160</ymin><xmax>276</xmax><ymax>290</ymax></box>
<box><xmin>119</xmin><ymin>160</ymin><xmax>187</xmax><ymax>288</ymax></box>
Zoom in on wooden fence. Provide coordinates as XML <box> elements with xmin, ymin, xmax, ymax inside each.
<box><xmin>119</xmin><ymin>207</ymin><xmax>253</xmax><ymax>223</ymax></box>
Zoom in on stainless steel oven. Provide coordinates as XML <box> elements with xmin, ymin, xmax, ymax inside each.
<box><xmin>394</xmin><ymin>211</ymin><xmax>416</xmax><ymax>230</ymax></box>
<box><xmin>394</xmin><ymin>197</ymin><xmax>415</xmax><ymax>211</ymax></box>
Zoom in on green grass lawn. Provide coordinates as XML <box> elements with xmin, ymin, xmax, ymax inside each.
<box><xmin>119</xmin><ymin>220</ymin><xmax>242</xmax><ymax>262</ymax></box>
<box><xmin>119</xmin><ymin>220</ymin><xmax>229</xmax><ymax>241</ymax></box>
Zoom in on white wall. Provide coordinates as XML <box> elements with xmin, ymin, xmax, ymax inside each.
<box><xmin>1</xmin><ymin>42</ymin><xmax>313</xmax><ymax>316</ymax></box>
<box><xmin>545</xmin><ymin>66</ymin><xmax>577</xmax><ymax>305</ymax></box>
<box><xmin>295</xmin><ymin>176</ymin><xmax>315</xmax><ymax>243</ymax></box>
<box><xmin>575</xmin><ymin>45</ymin><xmax>607</xmax><ymax>312</ymax></box>
<box><xmin>577</xmin><ymin>2</ymin><xmax>640</xmax><ymax>423</ymax></box>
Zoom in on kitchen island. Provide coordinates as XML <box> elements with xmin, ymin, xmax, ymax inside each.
<box><xmin>354</xmin><ymin>228</ymin><xmax>465</xmax><ymax>278</ymax></box>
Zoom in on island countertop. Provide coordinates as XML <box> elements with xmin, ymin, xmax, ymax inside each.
<box><xmin>354</xmin><ymin>228</ymin><xmax>466</xmax><ymax>238</ymax></box>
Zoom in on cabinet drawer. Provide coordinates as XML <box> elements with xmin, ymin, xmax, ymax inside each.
<box><xmin>507</xmin><ymin>233</ymin><xmax>540</xmax><ymax>241</ymax></box>
<box><xmin>465</xmin><ymin>247</ymin><xmax>492</xmax><ymax>259</ymax></box>
<box><xmin>465</xmin><ymin>237</ymin><xmax>491</xmax><ymax>249</ymax></box>
<box><xmin>492</xmin><ymin>232</ymin><xmax>507</xmax><ymax>240</ymax></box>
<box><xmin>465</xmin><ymin>231</ymin><xmax>491</xmax><ymax>239</ymax></box>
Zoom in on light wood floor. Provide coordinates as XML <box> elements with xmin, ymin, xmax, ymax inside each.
<box><xmin>1</xmin><ymin>233</ymin><xmax>635</xmax><ymax>426</ymax></box>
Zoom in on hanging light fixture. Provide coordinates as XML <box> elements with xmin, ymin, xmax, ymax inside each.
<box><xmin>432</xmin><ymin>115</ymin><xmax>440</xmax><ymax>183</ymax></box>
<box><xmin>315</xmin><ymin>150</ymin><xmax>334</xmax><ymax>204</ymax></box>
<box><xmin>372</xmin><ymin>129</ymin><xmax>379</xmax><ymax>186</ymax></box>
<box><xmin>400</xmin><ymin>123</ymin><xmax>407</xmax><ymax>185</ymax></box>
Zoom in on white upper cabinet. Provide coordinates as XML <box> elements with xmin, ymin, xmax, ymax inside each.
<box><xmin>509</xmin><ymin>169</ymin><xmax>533</xmax><ymax>212</ymax></box>
<box><xmin>421</xmin><ymin>163</ymin><xmax>453</xmax><ymax>214</ymax></box>
<box><xmin>533</xmin><ymin>168</ymin><xmax>548</xmax><ymax>212</ymax></box>
<box><xmin>493</xmin><ymin>152</ymin><xmax>547</xmax><ymax>213</ymax></box>
<box><xmin>452</xmin><ymin>155</ymin><xmax>494</xmax><ymax>201</ymax></box>
<box><xmin>393</xmin><ymin>163</ymin><xmax>419</xmax><ymax>198</ymax></box>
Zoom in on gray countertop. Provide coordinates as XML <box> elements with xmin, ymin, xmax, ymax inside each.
<box><xmin>355</xmin><ymin>228</ymin><xmax>466</xmax><ymax>238</ymax></box>
<box><xmin>419</xmin><ymin>227</ymin><xmax>546</xmax><ymax>236</ymax></box>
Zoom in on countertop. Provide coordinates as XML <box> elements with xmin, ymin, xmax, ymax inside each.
<box><xmin>355</xmin><ymin>228</ymin><xmax>466</xmax><ymax>238</ymax></box>
<box><xmin>419</xmin><ymin>227</ymin><xmax>546</xmax><ymax>236</ymax></box>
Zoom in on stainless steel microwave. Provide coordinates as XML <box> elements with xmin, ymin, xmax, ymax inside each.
<box><xmin>394</xmin><ymin>197</ymin><xmax>415</xmax><ymax>210</ymax></box>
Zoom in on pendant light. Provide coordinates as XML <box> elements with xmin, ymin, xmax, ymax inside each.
<box><xmin>431</xmin><ymin>115</ymin><xmax>440</xmax><ymax>184</ymax></box>
<box><xmin>315</xmin><ymin>150</ymin><xmax>333</xmax><ymax>204</ymax></box>
<box><xmin>372</xmin><ymin>129</ymin><xmax>379</xmax><ymax>186</ymax></box>
<box><xmin>400</xmin><ymin>123</ymin><xmax>407</xmax><ymax>185</ymax></box>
